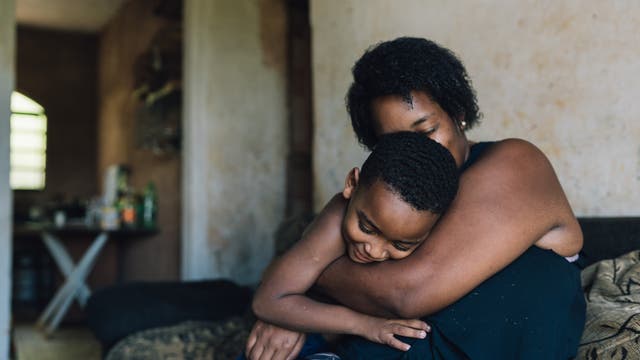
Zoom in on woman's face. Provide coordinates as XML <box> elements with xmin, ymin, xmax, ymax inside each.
<box><xmin>371</xmin><ymin>91</ymin><xmax>469</xmax><ymax>167</ymax></box>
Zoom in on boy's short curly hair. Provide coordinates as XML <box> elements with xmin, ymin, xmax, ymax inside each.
<box><xmin>347</xmin><ymin>37</ymin><xmax>481</xmax><ymax>150</ymax></box>
<box><xmin>359</xmin><ymin>132</ymin><xmax>459</xmax><ymax>213</ymax></box>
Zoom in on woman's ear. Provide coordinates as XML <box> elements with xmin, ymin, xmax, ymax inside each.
<box><xmin>343</xmin><ymin>167</ymin><xmax>360</xmax><ymax>199</ymax></box>
<box><xmin>457</xmin><ymin>114</ymin><xmax>467</xmax><ymax>131</ymax></box>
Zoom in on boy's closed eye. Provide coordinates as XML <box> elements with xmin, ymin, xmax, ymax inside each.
<box><xmin>392</xmin><ymin>241</ymin><xmax>411</xmax><ymax>251</ymax></box>
<box><xmin>358</xmin><ymin>219</ymin><xmax>377</xmax><ymax>235</ymax></box>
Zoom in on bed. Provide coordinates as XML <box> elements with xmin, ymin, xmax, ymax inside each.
<box><xmin>89</xmin><ymin>217</ymin><xmax>640</xmax><ymax>359</ymax></box>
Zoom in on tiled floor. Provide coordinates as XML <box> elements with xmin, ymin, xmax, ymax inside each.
<box><xmin>12</xmin><ymin>324</ymin><xmax>101</xmax><ymax>360</ymax></box>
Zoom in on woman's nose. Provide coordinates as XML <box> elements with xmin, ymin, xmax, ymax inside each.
<box><xmin>364</xmin><ymin>242</ymin><xmax>388</xmax><ymax>261</ymax></box>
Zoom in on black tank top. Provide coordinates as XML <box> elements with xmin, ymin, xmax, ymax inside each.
<box><xmin>460</xmin><ymin>141</ymin><xmax>494</xmax><ymax>173</ymax></box>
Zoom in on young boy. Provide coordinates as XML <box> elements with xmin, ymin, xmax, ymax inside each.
<box><xmin>251</xmin><ymin>131</ymin><xmax>459</xmax><ymax>353</ymax></box>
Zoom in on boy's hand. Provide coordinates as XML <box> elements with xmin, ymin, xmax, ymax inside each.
<box><xmin>245</xmin><ymin>320</ymin><xmax>306</xmax><ymax>360</ymax></box>
<box><xmin>361</xmin><ymin>318</ymin><xmax>430</xmax><ymax>351</ymax></box>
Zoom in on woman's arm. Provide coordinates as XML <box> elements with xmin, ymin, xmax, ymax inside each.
<box><xmin>252</xmin><ymin>194</ymin><xmax>428</xmax><ymax>348</ymax></box>
<box><xmin>315</xmin><ymin>139</ymin><xmax>583</xmax><ymax>318</ymax></box>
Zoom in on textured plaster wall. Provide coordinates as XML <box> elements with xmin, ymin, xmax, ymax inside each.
<box><xmin>0</xmin><ymin>0</ymin><xmax>14</xmax><ymax>355</ymax></box>
<box><xmin>311</xmin><ymin>0</ymin><xmax>640</xmax><ymax>216</ymax></box>
<box><xmin>183</xmin><ymin>0</ymin><xmax>287</xmax><ymax>284</ymax></box>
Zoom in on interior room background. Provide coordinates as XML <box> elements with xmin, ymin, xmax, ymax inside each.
<box><xmin>1</xmin><ymin>5</ymin><xmax>639</xmax><ymax>356</ymax></box>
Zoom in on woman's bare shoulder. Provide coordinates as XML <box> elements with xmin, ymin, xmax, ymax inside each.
<box><xmin>452</xmin><ymin>137</ymin><xmax>571</xmax><ymax>239</ymax></box>
<box><xmin>479</xmin><ymin>138</ymin><xmax>548</xmax><ymax>162</ymax></box>
<box><xmin>466</xmin><ymin>138</ymin><xmax>555</xmax><ymax>181</ymax></box>
<box><xmin>465</xmin><ymin>138</ymin><xmax>582</xmax><ymax>256</ymax></box>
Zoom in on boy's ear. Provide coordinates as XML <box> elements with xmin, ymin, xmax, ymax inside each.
<box><xmin>343</xmin><ymin>167</ymin><xmax>360</xmax><ymax>199</ymax></box>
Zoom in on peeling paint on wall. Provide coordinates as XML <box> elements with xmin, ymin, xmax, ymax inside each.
<box><xmin>636</xmin><ymin>146</ymin><xmax>640</xmax><ymax>182</ymax></box>
<box><xmin>184</xmin><ymin>0</ymin><xmax>287</xmax><ymax>284</ymax></box>
<box><xmin>311</xmin><ymin>0</ymin><xmax>640</xmax><ymax>216</ymax></box>
<box><xmin>259</xmin><ymin>0</ymin><xmax>287</xmax><ymax>75</ymax></box>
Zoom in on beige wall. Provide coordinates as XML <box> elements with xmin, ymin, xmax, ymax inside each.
<box><xmin>183</xmin><ymin>0</ymin><xmax>288</xmax><ymax>284</ymax></box>
<box><xmin>311</xmin><ymin>0</ymin><xmax>640</xmax><ymax>216</ymax></box>
<box><xmin>0</xmin><ymin>0</ymin><xmax>15</xmax><ymax>356</ymax></box>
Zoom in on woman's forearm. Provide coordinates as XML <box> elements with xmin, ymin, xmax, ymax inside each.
<box><xmin>315</xmin><ymin>255</ymin><xmax>435</xmax><ymax>318</ymax></box>
<box><xmin>315</xmin><ymin>257</ymin><xmax>398</xmax><ymax>317</ymax></box>
<box><xmin>252</xmin><ymin>291</ymin><xmax>374</xmax><ymax>336</ymax></box>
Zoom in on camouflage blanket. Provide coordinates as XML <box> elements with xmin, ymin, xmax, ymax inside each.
<box><xmin>105</xmin><ymin>316</ymin><xmax>254</xmax><ymax>360</ymax></box>
<box><xmin>578</xmin><ymin>250</ymin><xmax>640</xmax><ymax>359</ymax></box>
<box><xmin>104</xmin><ymin>215</ymin><xmax>317</xmax><ymax>360</ymax></box>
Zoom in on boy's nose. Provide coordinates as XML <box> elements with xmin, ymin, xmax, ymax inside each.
<box><xmin>364</xmin><ymin>242</ymin><xmax>389</xmax><ymax>261</ymax></box>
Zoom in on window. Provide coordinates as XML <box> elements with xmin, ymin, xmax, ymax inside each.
<box><xmin>10</xmin><ymin>92</ymin><xmax>47</xmax><ymax>190</ymax></box>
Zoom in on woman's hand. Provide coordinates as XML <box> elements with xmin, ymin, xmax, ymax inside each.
<box><xmin>359</xmin><ymin>317</ymin><xmax>430</xmax><ymax>351</ymax></box>
<box><xmin>245</xmin><ymin>320</ymin><xmax>306</xmax><ymax>360</ymax></box>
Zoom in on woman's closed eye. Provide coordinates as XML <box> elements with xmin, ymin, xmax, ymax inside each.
<box><xmin>422</xmin><ymin>124</ymin><xmax>439</xmax><ymax>135</ymax></box>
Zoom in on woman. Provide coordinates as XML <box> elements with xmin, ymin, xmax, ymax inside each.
<box><xmin>246</xmin><ymin>37</ymin><xmax>585</xmax><ymax>360</ymax></box>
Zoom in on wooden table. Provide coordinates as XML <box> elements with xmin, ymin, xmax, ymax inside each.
<box><xmin>15</xmin><ymin>224</ymin><xmax>157</xmax><ymax>336</ymax></box>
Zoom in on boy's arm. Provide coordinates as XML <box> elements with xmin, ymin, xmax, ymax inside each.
<box><xmin>252</xmin><ymin>194</ymin><xmax>367</xmax><ymax>334</ymax></box>
<box><xmin>251</xmin><ymin>194</ymin><xmax>428</xmax><ymax>348</ymax></box>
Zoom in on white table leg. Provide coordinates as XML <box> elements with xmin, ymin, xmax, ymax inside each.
<box><xmin>41</xmin><ymin>232</ymin><xmax>91</xmax><ymax>307</ymax></box>
<box><xmin>37</xmin><ymin>232</ymin><xmax>109</xmax><ymax>336</ymax></box>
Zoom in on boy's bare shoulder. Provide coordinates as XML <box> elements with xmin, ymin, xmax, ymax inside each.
<box><xmin>300</xmin><ymin>193</ymin><xmax>348</xmax><ymax>243</ymax></box>
<box><xmin>319</xmin><ymin>193</ymin><xmax>349</xmax><ymax>220</ymax></box>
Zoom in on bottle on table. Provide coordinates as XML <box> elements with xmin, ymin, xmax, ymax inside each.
<box><xmin>119</xmin><ymin>189</ymin><xmax>137</xmax><ymax>228</ymax></box>
<box><xmin>142</xmin><ymin>181</ymin><xmax>158</xmax><ymax>229</ymax></box>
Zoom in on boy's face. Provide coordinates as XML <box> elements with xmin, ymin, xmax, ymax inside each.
<box><xmin>341</xmin><ymin>169</ymin><xmax>439</xmax><ymax>263</ymax></box>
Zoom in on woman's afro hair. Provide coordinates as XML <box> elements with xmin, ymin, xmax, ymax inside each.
<box><xmin>347</xmin><ymin>37</ymin><xmax>481</xmax><ymax>150</ymax></box>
